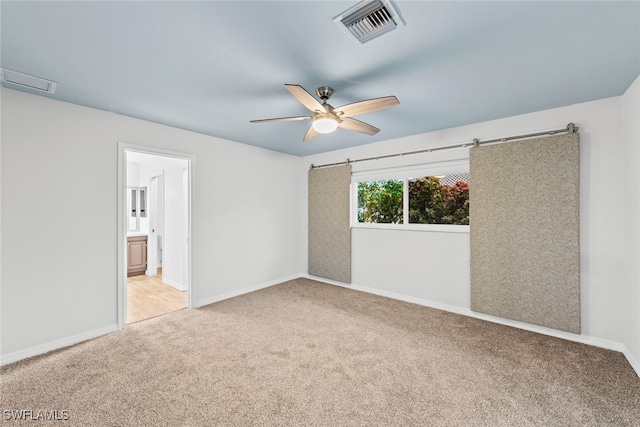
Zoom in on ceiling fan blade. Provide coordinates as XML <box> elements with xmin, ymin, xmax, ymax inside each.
<box><xmin>285</xmin><ymin>84</ymin><xmax>327</xmax><ymax>113</ymax></box>
<box><xmin>334</xmin><ymin>96</ymin><xmax>399</xmax><ymax>118</ymax></box>
<box><xmin>338</xmin><ymin>117</ymin><xmax>380</xmax><ymax>135</ymax></box>
<box><xmin>303</xmin><ymin>126</ymin><xmax>319</xmax><ymax>141</ymax></box>
<box><xmin>250</xmin><ymin>116</ymin><xmax>311</xmax><ymax>124</ymax></box>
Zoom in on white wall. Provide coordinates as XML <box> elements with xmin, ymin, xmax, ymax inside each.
<box><xmin>304</xmin><ymin>95</ymin><xmax>628</xmax><ymax>349</ymax></box>
<box><xmin>126</xmin><ymin>162</ymin><xmax>140</xmax><ymax>187</ymax></box>
<box><xmin>2</xmin><ymin>83</ymin><xmax>637</xmax><ymax>370</ymax></box>
<box><xmin>0</xmin><ymin>88</ymin><xmax>305</xmax><ymax>363</ymax></box>
<box><xmin>622</xmin><ymin>75</ymin><xmax>640</xmax><ymax>372</ymax></box>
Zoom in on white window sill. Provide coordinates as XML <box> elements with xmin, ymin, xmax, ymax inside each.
<box><xmin>351</xmin><ymin>223</ymin><xmax>470</xmax><ymax>233</ymax></box>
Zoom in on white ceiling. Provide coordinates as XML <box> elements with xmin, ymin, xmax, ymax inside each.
<box><xmin>1</xmin><ymin>1</ymin><xmax>639</xmax><ymax>156</ymax></box>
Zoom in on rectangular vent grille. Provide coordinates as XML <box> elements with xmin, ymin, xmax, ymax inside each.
<box><xmin>334</xmin><ymin>0</ymin><xmax>404</xmax><ymax>44</ymax></box>
<box><xmin>0</xmin><ymin>68</ymin><xmax>57</xmax><ymax>94</ymax></box>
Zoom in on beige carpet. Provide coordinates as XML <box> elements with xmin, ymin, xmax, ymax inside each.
<box><xmin>1</xmin><ymin>278</ymin><xmax>639</xmax><ymax>426</ymax></box>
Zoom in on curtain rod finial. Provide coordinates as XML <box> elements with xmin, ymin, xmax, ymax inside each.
<box><xmin>473</xmin><ymin>138</ymin><xmax>479</xmax><ymax>147</ymax></box>
<box><xmin>567</xmin><ymin>123</ymin><xmax>577</xmax><ymax>133</ymax></box>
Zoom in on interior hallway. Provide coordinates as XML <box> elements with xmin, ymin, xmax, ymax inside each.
<box><xmin>126</xmin><ymin>269</ymin><xmax>187</xmax><ymax>324</ymax></box>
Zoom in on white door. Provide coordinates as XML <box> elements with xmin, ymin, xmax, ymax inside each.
<box><xmin>147</xmin><ymin>174</ymin><xmax>164</xmax><ymax>276</ymax></box>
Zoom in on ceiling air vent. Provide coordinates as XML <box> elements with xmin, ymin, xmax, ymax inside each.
<box><xmin>333</xmin><ymin>0</ymin><xmax>405</xmax><ymax>45</ymax></box>
<box><xmin>0</xmin><ymin>68</ymin><xmax>57</xmax><ymax>94</ymax></box>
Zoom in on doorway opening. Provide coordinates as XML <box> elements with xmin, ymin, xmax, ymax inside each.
<box><xmin>118</xmin><ymin>145</ymin><xmax>192</xmax><ymax>328</ymax></box>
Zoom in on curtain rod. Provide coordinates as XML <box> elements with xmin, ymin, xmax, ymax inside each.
<box><xmin>310</xmin><ymin>123</ymin><xmax>578</xmax><ymax>170</ymax></box>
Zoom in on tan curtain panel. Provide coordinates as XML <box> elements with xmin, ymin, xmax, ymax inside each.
<box><xmin>308</xmin><ymin>164</ymin><xmax>352</xmax><ymax>283</ymax></box>
<box><xmin>470</xmin><ymin>133</ymin><xmax>580</xmax><ymax>333</ymax></box>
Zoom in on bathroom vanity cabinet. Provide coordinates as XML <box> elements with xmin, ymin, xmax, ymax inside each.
<box><xmin>127</xmin><ymin>235</ymin><xmax>147</xmax><ymax>277</ymax></box>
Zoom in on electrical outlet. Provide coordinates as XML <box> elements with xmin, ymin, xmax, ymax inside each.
<box><xmin>222</xmin><ymin>272</ymin><xmax>229</xmax><ymax>281</ymax></box>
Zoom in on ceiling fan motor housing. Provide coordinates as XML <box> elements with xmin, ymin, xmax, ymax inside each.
<box><xmin>316</xmin><ymin>86</ymin><xmax>334</xmax><ymax>101</ymax></box>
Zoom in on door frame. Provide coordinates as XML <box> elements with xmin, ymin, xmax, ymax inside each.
<box><xmin>117</xmin><ymin>142</ymin><xmax>195</xmax><ymax>330</ymax></box>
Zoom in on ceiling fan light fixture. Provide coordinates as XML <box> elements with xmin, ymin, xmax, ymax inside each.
<box><xmin>312</xmin><ymin>117</ymin><xmax>338</xmax><ymax>134</ymax></box>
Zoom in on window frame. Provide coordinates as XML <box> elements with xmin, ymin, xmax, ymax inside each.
<box><xmin>127</xmin><ymin>185</ymin><xmax>147</xmax><ymax>232</ymax></box>
<box><xmin>350</xmin><ymin>160</ymin><xmax>470</xmax><ymax>234</ymax></box>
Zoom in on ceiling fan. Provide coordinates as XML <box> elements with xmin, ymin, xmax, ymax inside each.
<box><xmin>250</xmin><ymin>84</ymin><xmax>399</xmax><ymax>141</ymax></box>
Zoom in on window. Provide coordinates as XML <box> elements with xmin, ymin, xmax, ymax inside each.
<box><xmin>127</xmin><ymin>186</ymin><xmax>147</xmax><ymax>232</ymax></box>
<box><xmin>354</xmin><ymin>170</ymin><xmax>469</xmax><ymax>231</ymax></box>
<box><xmin>357</xmin><ymin>179</ymin><xmax>404</xmax><ymax>224</ymax></box>
<box><xmin>408</xmin><ymin>173</ymin><xmax>469</xmax><ymax>225</ymax></box>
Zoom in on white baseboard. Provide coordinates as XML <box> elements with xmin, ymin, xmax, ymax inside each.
<box><xmin>142</xmin><ymin>270</ymin><xmax>184</xmax><ymax>291</ymax></box>
<box><xmin>1</xmin><ymin>274</ymin><xmax>300</xmax><ymax>366</ymax></box>
<box><xmin>162</xmin><ymin>277</ymin><xmax>186</xmax><ymax>292</ymax></box>
<box><xmin>623</xmin><ymin>345</ymin><xmax>640</xmax><ymax>378</ymax></box>
<box><xmin>0</xmin><ymin>324</ymin><xmax>119</xmax><ymax>367</ymax></box>
<box><xmin>5</xmin><ymin>275</ymin><xmax>638</xmax><ymax>380</ymax></box>
<box><xmin>192</xmin><ymin>274</ymin><xmax>302</xmax><ymax>309</ymax></box>
<box><xmin>304</xmin><ymin>274</ymin><xmax>638</xmax><ymax>377</ymax></box>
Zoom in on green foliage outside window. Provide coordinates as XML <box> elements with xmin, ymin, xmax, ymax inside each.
<box><xmin>357</xmin><ymin>180</ymin><xmax>403</xmax><ymax>224</ymax></box>
<box><xmin>357</xmin><ymin>175</ymin><xmax>470</xmax><ymax>225</ymax></box>
<box><xmin>409</xmin><ymin>177</ymin><xmax>469</xmax><ymax>225</ymax></box>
